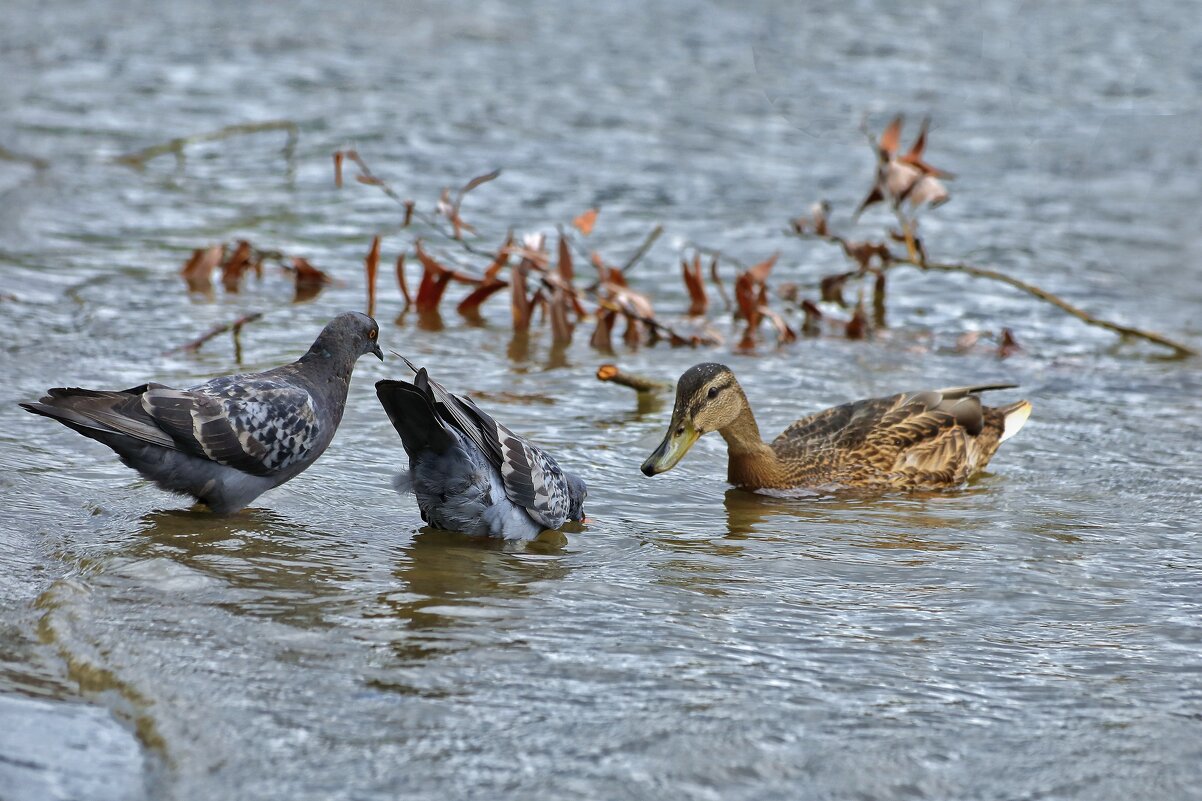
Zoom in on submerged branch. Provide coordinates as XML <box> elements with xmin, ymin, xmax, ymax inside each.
<box><xmin>596</xmin><ymin>364</ymin><xmax>671</xmax><ymax>393</ymax></box>
<box><xmin>0</xmin><ymin>144</ymin><xmax>49</xmax><ymax>170</ymax></box>
<box><xmin>622</xmin><ymin>225</ymin><xmax>664</xmax><ymax>273</ymax></box>
<box><xmin>165</xmin><ymin>312</ymin><xmax>265</xmax><ymax>355</ymax></box>
<box><xmin>909</xmin><ymin>259</ymin><xmax>1197</xmax><ymax>359</ymax></box>
<box><xmin>788</xmin><ymin>228</ymin><xmax>1195</xmax><ymax>358</ymax></box>
<box><xmin>116</xmin><ymin>121</ymin><xmax>299</xmax><ymax>168</ymax></box>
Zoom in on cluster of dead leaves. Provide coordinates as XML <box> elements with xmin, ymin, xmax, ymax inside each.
<box><xmin>364</xmin><ymin>218</ymin><xmax>720</xmax><ymax>350</ymax></box>
<box><xmin>855</xmin><ymin>116</ymin><xmax>954</xmax><ymax>219</ymax></box>
<box><xmin>180</xmin><ymin>240</ymin><xmax>334</xmax><ymax>303</ymax></box>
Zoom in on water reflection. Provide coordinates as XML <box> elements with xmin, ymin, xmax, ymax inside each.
<box><xmin>375</xmin><ymin>527</ymin><xmax>573</xmax><ymax>677</ymax></box>
<box><xmin>385</xmin><ymin>528</ymin><xmax>571</xmax><ymax>624</ymax></box>
<box><xmin>118</xmin><ymin>508</ymin><xmax>358</xmax><ymax>628</ymax></box>
<box><xmin>592</xmin><ymin>390</ymin><xmax>666</xmax><ymax>428</ymax></box>
<box><xmin>721</xmin><ymin>487</ymin><xmax>976</xmax><ymax>552</ymax></box>
<box><xmin>506</xmin><ymin>331</ymin><xmax>533</xmax><ymax>364</ymax></box>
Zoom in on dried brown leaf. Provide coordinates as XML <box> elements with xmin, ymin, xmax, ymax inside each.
<box><xmin>591</xmin><ymin>308</ymin><xmax>616</xmax><ymax>350</ymax></box>
<box><xmin>682</xmin><ymin>254</ymin><xmax>707</xmax><ymax>316</ymax></box>
<box><xmin>622</xmin><ymin>313</ymin><xmax>643</xmax><ymax>348</ymax></box>
<box><xmin>820</xmin><ymin>272</ymin><xmax>852</xmax><ymax>306</ymax></box>
<box><xmin>456</xmin><ymin>280</ymin><xmax>508</xmax><ymax>317</ymax></box>
<box><xmin>746</xmin><ymin>252</ymin><xmax>779</xmax><ymax>284</ymax></box>
<box><xmin>801</xmin><ymin>299</ymin><xmax>822</xmax><ymax>336</ymax></box>
<box><xmin>573</xmin><ymin>208</ymin><xmax>599</xmax><ymax>236</ymax></box>
<box><xmin>846</xmin><ymin>301</ymin><xmax>869</xmax><ymax>340</ymax></box>
<box><xmin>220</xmin><ymin>240</ymin><xmax>252</xmax><ymax>293</ymax></box>
<box><xmin>549</xmin><ymin>284</ymin><xmax>574</xmax><ymax>345</ymax></box>
<box><xmin>292</xmin><ymin>256</ymin><xmax>332</xmax><ymax>287</ymax></box>
<box><xmin>709</xmin><ymin>254</ymin><xmax>731</xmax><ymax>311</ymax></box>
<box><xmin>395</xmin><ymin>253</ymin><xmax>411</xmax><ymax>306</ymax></box>
<box><xmin>413</xmin><ymin>241</ymin><xmax>455</xmax><ymax>313</ymax></box>
<box><xmin>759</xmin><ymin>306</ymin><xmax>797</xmax><ymax>344</ymax></box>
<box><xmin>181</xmin><ymin>245</ymin><xmax>223</xmax><ymax>293</ymax></box>
<box><xmin>998</xmin><ymin>328</ymin><xmax>1022</xmax><ymax>359</ymax></box>
<box><xmin>365</xmin><ymin>236</ymin><xmax>380</xmax><ymax>318</ymax></box>
<box><xmin>557</xmin><ymin>235</ymin><xmax>574</xmax><ymax>283</ymax></box>
<box><xmin>872</xmin><ymin>271</ymin><xmax>887</xmax><ymax>328</ymax></box>
<box><xmin>880</xmin><ymin>115</ymin><xmax>903</xmax><ymax>157</ymax></box>
<box><xmin>510</xmin><ymin>261</ymin><xmax>534</xmax><ymax>332</ymax></box>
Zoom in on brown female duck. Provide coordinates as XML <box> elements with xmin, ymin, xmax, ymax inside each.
<box><xmin>641</xmin><ymin>363</ymin><xmax>1031</xmax><ymax>491</ymax></box>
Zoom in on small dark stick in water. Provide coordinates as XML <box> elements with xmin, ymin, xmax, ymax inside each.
<box><xmin>596</xmin><ymin>364</ymin><xmax>670</xmax><ymax>393</ymax></box>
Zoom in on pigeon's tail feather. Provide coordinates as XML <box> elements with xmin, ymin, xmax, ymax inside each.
<box><xmin>23</xmin><ymin>388</ymin><xmax>277</xmax><ymax>512</ymax></box>
<box><xmin>21</xmin><ymin>387</ymin><xmax>174</xmax><ymax>449</ymax></box>
<box><xmin>376</xmin><ymin>378</ymin><xmax>455</xmax><ymax>457</ymax></box>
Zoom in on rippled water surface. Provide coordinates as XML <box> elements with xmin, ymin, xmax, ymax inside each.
<box><xmin>2</xmin><ymin>2</ymin><xmax>1201</xmax><ymax>799</ymax></box>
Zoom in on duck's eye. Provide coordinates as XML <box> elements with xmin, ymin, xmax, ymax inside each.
<box><xmin>707</xmin><ymin>386</ymin><xmax>719</xmax><ymax>399</ymax></box>
<box><xmin>675</xmin><ymin>426</ymin><xmax>684</xmax><ymax>437</ymax></box>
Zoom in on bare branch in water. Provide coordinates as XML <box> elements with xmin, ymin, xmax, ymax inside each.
<box><xmin>395</xmin><ymin>253</ymin><xmax>411</xmax><ymax>307</ymax></box>
<box><xmin>622</xmin><ymin>225</ymin><xmax>664</xmax><ymax>273</ymax></box>
<box><xmin>116</xmin><ymin>121</ymin><xmax>299</xmax><ymax>168</ymax></box>
<box><xmin>787</xmin><ymin>217</ymin><xmax>1196</xmax><ymax>358</ymax></box>
<box><xmin>911</xmin><ymin>259</ymin><xmax>1196</xmax><ymax>358</ymax></box>
<box><xmin>596</xmin><ymin>364</ymin><xmax>671</xmax><ymax>393</ymax></box>
<box><xmin>165</xmin><ymin>312</ymin><xmax>265</xmax><ymax>355</ymax></box>
<box><xmin>364</xmin><ymin>236</ymin><xmax>381</xmax><ymax>318</ymax></box>
<box><xmin>0</xmin><ymin>143</ymin><xmax>49</xmax><ymax>170</ymax></box>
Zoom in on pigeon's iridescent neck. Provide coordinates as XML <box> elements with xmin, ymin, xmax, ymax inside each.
<box><xmin>297</xmin><ymin>344</ymin><xmax>357</xmax><ymax>396</ymax></box>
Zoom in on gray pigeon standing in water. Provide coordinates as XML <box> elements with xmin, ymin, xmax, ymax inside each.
<box><xmin>375</xmin><ymin>357</ymin><xmax>587</xmax><ymax>540</ymax></box>
<box><xmin>21</xmin><ymin>312</ymin><xmax>383</xmax><ymax>513</ymax></box>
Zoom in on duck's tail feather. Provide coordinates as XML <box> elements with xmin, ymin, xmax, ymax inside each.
<box><xmin>934</xmin><ymin>383</ymin><xmax>1018</xmax><ymax>398</ymax></box>
<box><xmin>998</xmin><ymin>400</ymin><xmax>1032</xmax><ymax>443</ymax></box>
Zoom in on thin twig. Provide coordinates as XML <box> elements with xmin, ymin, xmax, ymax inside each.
<box><xmin>622</xmin><ymin>225</ymin><xmax>664</xmax><ymax>273</ymax></box>
<box><xmin>907</xmin><ymin>259</ymin><xmax>1196</xmax><ymax>358</ymax></box>
<box><xmin>116</xmin><ymin>121</ymin><xmax>299</xmax><ymax>167</ymax></box>
<box><xmin>0</xmin><ymin>144</ymin><xmax>49</xmax><ymax>170</ymax></box>
<box><xmin>165</xmin><ymin>312</ymin><xmax>265</xmax><ymax>355</ymax></box>
<box><xmin>788</xmin><ymin>227</ymin><xmax>1196</xmax><ymax>358</ymax></box>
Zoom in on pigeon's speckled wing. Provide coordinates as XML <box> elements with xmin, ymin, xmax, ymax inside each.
<box><xmin>459</xmin><ymin>399</ymin><xmax>570</xmax><ymax>530</ymax></box>
<box><xmin>139</xmin><ymin>376</ymin><xmax>322</xmax><ymax>476</ymax></box>
<box><xmin>398</xmin><ymin>357</ymin><xmax>570</xmax><ymax>529</ymax></box>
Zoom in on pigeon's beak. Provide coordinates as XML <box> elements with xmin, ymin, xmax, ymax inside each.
<box><xmin>641</xmin><ymin>420</ymin><xmax>699</xmax><ymax>476</ymax></box>
<box><xmin>371</xmin><ymin>343</ymin><xmax>384</xmax><ymax>361</ymax></box>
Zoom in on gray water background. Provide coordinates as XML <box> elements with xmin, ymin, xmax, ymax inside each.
<box><xmin>1</xmin><ymin>1</ymin><xmax>1201</xmax><ymax>799</ymax></box>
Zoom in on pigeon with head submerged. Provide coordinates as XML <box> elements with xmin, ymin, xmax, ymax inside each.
<box><xmin>375</xmin><ymin>357</ymin><xmax>587</xmax><ymax>540</ymax></box>
<box><xmin>21</xmin><ymin>312</ymin><xmax>383</xmax><ymax>513</ymax></box>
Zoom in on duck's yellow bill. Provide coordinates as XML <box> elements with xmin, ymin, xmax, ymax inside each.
<box><xmin>641</xmin><ymin>422</ymin><xmax>699</xmax><ymax>476</ymax></box>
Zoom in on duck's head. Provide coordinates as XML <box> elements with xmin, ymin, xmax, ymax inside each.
<box><xmin>641</xmin><ymin>363</ymin><xmax>744</xmax><ymax>476</ymax></box>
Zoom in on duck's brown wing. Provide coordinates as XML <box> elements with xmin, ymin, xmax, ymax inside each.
<box><xmin>770</xmin><ymin>385</ymin><xmax>1017</xmax><ymax>487</ymax></box>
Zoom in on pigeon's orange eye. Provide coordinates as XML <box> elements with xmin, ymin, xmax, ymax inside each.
<box><xmin>368</xmin><ymin>330</ymin><xmax>377</xmax><ymax>339</ymax></box>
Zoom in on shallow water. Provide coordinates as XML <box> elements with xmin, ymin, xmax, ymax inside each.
<box><xmin>2</xmin><ymin>1</ymin><xmax>1201</xmax><ymax>799</ymax></box>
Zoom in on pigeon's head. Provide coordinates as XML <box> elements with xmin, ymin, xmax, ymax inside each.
<box><xmin>317</xmin><ymin>312</ymin><xmax>383</xmax><ymax>361</ymax></box>
<box><xmin>565</xmin><ymin>472</ymin><xmax>588</xmax><ymax>522</ymax></box>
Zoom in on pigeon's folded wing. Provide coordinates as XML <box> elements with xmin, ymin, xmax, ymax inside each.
<box><xmin>457</xmin><ymin>397</ymin><xmax>570</xmax><ymax>530</ymax></box>
<box><xmin>141</xmin><ymin>379</ymin><xmax>322</xmax><ymax>476</ymax></box>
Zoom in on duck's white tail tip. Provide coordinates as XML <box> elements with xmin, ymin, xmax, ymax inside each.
<box><xmin>999</xmin><ymin>400</ymin><xmax>1032</xmax><ymax>443</ymax></box>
